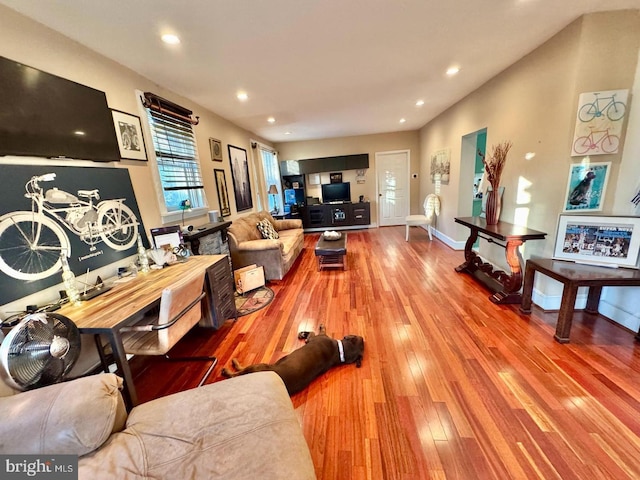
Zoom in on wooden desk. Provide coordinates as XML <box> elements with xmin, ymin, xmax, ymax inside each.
<box><xmin>57</xmin><ymin>255</ymin><xmax>227</xmax><ymax>408</ymax></box>
<box><xmin>520</xmin><ymin>258</ymin><xmax>640</xmax><ymax>343</ymax></box>
<box><xmin>454</xmin><ymin>217</ymin><xmax>547</xmax><ymax>304</ymax></box>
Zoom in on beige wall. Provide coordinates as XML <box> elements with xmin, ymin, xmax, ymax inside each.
<box><xmin>276</xmin><ymin>130</ymin><xmax>421</xmax><ymax>225</ymax></box>
<box><xmin>0</xmin><ymin>4</ymin><xmax>272</xmax><ymax>232</ymax></box>
<box><xmin>0</xmin><ymin>5</ymin><xmax>271</xmax><ymax>312</ymax></box>
<box><xmin>418</xmin><ymin>10</ymin><xmax>640</xmax><ymax>328</ymax></box>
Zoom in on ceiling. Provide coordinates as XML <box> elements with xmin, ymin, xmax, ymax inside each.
<box><xmin>2</xmin><ymin>0</ymin><xmax>639</xmax><ymax>143</ymax></box>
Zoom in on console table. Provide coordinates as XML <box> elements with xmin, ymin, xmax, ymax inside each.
<box><xmin>454</xmin><ymin>217</ymin><xmax>547</xmax><ymax>304</ymax></box>
<box><xmin>182</xmin><ymin>221</ymin><xmax>232</xmax><ymax>256</ymax></box>
<box><xmin>520</xmin><ymin>258</ymin><xmax>640</xmax><ymax>343</ymax></box>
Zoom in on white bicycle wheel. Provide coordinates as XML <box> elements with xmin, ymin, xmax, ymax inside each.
<box><xmin>97</xmin><ymin>202</ymin><xmax>139</xmax><ymax>250</ymax></box>
<box><xmin>0</xmin><ymin>213</ymin><xmax>70</xmax><ymax>281</ymax></box>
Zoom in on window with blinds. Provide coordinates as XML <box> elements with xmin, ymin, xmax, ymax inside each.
<box><xmin>260</xmin><ymin>147</ymin><xmax>283</xmax><ymax>214</ymax></box>
<box><xmin>143</xmin><ymin>94</ymin><xmax>206</xmax><ymax>213</ymax></box>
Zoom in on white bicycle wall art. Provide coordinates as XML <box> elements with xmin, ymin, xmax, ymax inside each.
<box><xmin>0</xmin><ymin>173</ymin><xmax>139</xmax><ymax>281</ymax></box>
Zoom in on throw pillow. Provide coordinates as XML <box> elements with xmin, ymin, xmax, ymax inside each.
<box><xmin>257</xmin><ymin>219</ymin><xmax>279</xmax><ymax>239</ymax></box>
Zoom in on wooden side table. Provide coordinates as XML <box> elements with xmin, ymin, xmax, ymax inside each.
<box><xmin>454</xmin><ymin>217</ymin><xmax>547</xmax><ymax>304</ymax></box>
<box><xmin>520</xmin><ymin>258</ymin><xmax>640</xmax><ymax>343</ymax></box>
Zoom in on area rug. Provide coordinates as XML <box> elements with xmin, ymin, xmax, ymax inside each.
<box><xmin>235</xmin><ymin>286</ymin><xmax>275</xmax><ymax>316</ymax></box>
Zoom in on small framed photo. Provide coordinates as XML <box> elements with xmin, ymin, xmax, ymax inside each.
<box><xmin>330</xmin><ymin>172</ymin><xmax>342</xmax><ymax>183</ymax></box>
<box><xmin>553</xmin><ymin>214</ymin><xmax>640</xmax><ymax>268</ymax></box>
<box><xmin>111</xmin><ymin>109</ymin><xmax>147</xmax><ymax>161</ymax></box>
<box><xmin>563</xmin><ymin>162</ymin><xmax>611</xmax><ymax>212</ymax></box>
<box><xmin>209</xmin><ymin>138</ymin><xmax>223</xmax><ymax>161</ymax></box>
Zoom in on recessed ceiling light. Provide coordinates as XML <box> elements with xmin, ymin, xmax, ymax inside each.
<box><xmin>267</xmin><ymin>117</ymin><xmax>276</xmax><ymax>123</ymax></box>
<box><xmin>415</xmin><ymin>100</ymin><xmax>425</xmax><ymax>107</ymax></box>
<box><xmin>237</xmin><ymin>91</ymin><xmax>249</xmax><ymax>101</ymax></box>
<box><xmin>73</xmin><ymin>130</ymin><xmax>85</xmax><ymax>136</ymax></box>
<box><xmin>161</xmin><ymin>34</ymin><xmax>181</xmax><ymax>45</ymax></box>
<box><xmin>399</xmin><ymin>118</ymin><xmax>406</xmax><ymax>124</ymax></box>
<box><xmin>284</xmin><ymin>131</ymin><xmax>292</xmax><ymax>135</ymax></box>
<box><xmin>446</xmin><ymin>66</ymin><xmax>460</xmax><ymax>76</ymax></box>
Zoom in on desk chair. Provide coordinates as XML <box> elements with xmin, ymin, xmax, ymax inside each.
<box><xmin>119</xmin><ymin>270</ymin><xmax>217</xmax><ymax>386</ymax></box>
<box><xmin>406</xmin><ymin>194</ymin><xmax>440</xmax><ymax>241</ymax></box>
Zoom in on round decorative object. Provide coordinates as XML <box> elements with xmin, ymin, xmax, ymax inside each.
<box><xmin>323</xmin><ymin>231</ymin><xmax>342</xmax><ymax>241</ymax></box>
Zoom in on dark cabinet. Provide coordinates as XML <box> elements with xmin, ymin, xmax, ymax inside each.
<box><xmin>201</xmin><ymin>256</ymin><xmax>237</xmax><ymax>330</ymax></box>
<box><xmin>351</xmin><ymin>205</ymin><xmax>371</xmax><ymax>225</ymax></box>
<box><xmin>300</xmin><ymin>203</ymin><xmax>370</xmax><ymax>229</ymax></box>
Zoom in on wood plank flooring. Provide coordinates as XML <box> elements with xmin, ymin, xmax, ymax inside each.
<box><xmin>131</xmin><ymin>226</ymin><xmax>640</xmax><ymax>480</ymax></box>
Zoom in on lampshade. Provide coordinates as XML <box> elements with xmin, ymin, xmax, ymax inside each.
<box><xmin>268</xmin><ymin>184</ymin><xmax>278</xmax><ymax>194</ymax></box>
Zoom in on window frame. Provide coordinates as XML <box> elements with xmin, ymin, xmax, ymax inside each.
<box><xmin>137</xmin><ymin>90</ymin><xmax>208</xmax><ymax>224</ymax></box>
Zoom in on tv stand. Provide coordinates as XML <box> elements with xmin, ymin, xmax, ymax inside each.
<box><xmin>300</xmin><ymin>202</ymin><xmax>370</xmax><ymax>230</ymax></box>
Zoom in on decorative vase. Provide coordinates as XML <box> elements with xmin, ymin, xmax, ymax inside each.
<box><xmin>485</xmin><ymin>188</ymin><xmax>501</xmax><ymax>225</ymax></box>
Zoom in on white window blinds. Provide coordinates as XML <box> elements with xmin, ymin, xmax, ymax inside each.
<box><xmin>145</xmin><ymin>105</ymin><xmax>206</xmax><ymax>213</ymax></box>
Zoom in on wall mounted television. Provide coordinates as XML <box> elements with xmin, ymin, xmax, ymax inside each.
<box><xmin>0</xmin><ymin>55</ymin><xmax>120</xmax><ymax>162</ymax></box>
<box><xmin>321</xmin><ymin>182</ymin><xmax>351</xmax><ymax>203</ymax></box>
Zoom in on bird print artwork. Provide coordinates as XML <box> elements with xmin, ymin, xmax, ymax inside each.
<box><xmin>569</xmin><ymin>170</ymin><xmax>596</xmax><ymax>206</ymax></box>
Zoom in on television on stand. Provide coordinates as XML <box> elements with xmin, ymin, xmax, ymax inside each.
<box><xmin>321</xmin><ymin>182</ymin><xmax>351</xmax><ymax>204</ymax></box>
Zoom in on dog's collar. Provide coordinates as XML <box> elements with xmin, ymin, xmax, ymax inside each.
<box><xmin>337</xmin><ymin>339</ymin><xmax>345</xmax><ymax>363</ymax></box>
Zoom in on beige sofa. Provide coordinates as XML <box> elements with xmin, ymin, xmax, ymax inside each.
<box><xmin>0</xmin><ymin>372</ymin><xmax>316</xmax><ymax>480</ymax></box>
<box><xmin>227</xmin><ymin>211</ymin><xmax>304</xmax><ymax>280</ymax></box>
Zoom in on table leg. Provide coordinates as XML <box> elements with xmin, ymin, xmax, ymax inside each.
<box><xmin>455</xmin><ymin>227</ymin><xmax>478</xmax><ymax>272</ymax></box>
<box><xmin>554</xmin><ymin>284</ymin><xmax>578</xmax><ymax>344</ymax></box>
<box><xmin>104</xmin><ymin>330</ymin><xmax>138</xmax><ymax>409</ymax></box>
<box><xmin>519</xmin><ymin>262</ymin><xmax>535</xmax><ymax>314</ymax></box>
<box><xmin>503</xmin><ymin>240</ymin><xmax>524</xmax><ymax>293</ymax></box>
<box><xmin>585</xmin><ymin>286</ymin><xmax>602</xmax><ymax>314</ymax></box>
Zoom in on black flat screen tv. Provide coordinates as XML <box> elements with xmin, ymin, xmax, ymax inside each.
<box><xmin>321</xmin><ymin>182</ymin><xmax>351</xmax><ymax>203</ymax></box>
<box><xmin>0</xmin><ymin>55</ymin><xmax>120</xmax><ymax>162</ymax></box>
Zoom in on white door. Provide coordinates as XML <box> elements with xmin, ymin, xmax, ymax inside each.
<box><xmin>376</xmin><ymin>150</ymin><xmax>410</xmax><ymax>226</ymax></box>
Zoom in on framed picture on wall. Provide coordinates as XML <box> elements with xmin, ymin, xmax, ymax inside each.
<box><xmin>214</xmin><ymin>169</ymin><xmax>231</xmax><ymax>217</ymax></box>
<box><xmin>553</xmin><ymin>214</ymin><xmax>640</xmax><ymax>268</ymax></box>
<box><xmin>330</xmin><ymin>172</ymin><xmax>342</xmax><ymax>183</ymax></box>
<box><xmin>228</xmin><ymin>144</ymin><xmax>253</xmax><ymax>212</ymax></box>
<box><xmin>111</xmin><ymin>109</ymin><xmax>147</xmax><ymax>161</ymax></box>
<box><xmin>209</xmin><ymin>138</ymin><xmax>223</xmax><ymax>161</ymax></box>
<box><xmin>562</xmin><ymin>162</ymin><xmax>611</xmax><ymax>212</ymax></box>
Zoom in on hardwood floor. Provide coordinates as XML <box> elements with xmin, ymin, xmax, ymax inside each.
<box><xmin>131</xmin><ymin>226</ymin><xmax>640</xmax><ymax>479</ymax></box>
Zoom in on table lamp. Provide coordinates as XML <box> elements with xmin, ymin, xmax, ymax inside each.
<box><xmin>268</xmin><ymin>184</ymin><xmax>279</xmax><ymax>214</ymax></box>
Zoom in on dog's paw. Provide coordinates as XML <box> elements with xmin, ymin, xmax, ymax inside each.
<box><xmin>221</xmin><ymin>367</ymin><xmax>233</xmax><ymax>378</ymax></box>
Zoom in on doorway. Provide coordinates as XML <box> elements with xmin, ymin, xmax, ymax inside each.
<box><xmin>375</xmin><ymin>150</ymin><xmax>410</xmax><ymax>226</ymax></box>
<box><xmin>460</xmin><ymin>129</ymin><xmax>487</xmax><ymax>217</ymax></box>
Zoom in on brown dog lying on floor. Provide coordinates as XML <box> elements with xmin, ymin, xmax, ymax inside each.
<box><xmin>221</xmin><ymin>324</ymin><xmax>364</xmax><ymax>395</ymax></box>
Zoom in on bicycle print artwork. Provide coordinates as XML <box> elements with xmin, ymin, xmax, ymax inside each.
<box><xmin>572</xmin><ymin>89</ymin><xmax>628</xmax><ymax>157</ymax></box>
<box><xmin>0</xmin><ymin>165</ymin><xmax>146</xmax><ymax>306</ymax></box>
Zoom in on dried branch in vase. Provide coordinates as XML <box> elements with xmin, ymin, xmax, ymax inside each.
<box><xmin>479</xmin><ymin>141</ymin><xmax>512</xmax><ymax>190</ymax></box>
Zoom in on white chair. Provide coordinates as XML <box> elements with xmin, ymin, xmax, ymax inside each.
<box><xmin>119</xmin><ymin>270</ymin><xmax>217</xmax><ymax>386</ymax></box>
<box><xmin>406</xmin><ymin>194</ymin><xmax>440</xmax><ymax>241</ymax></box>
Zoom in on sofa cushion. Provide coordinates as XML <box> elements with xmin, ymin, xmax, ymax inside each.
<box><xmin>0</xmin><ymin>373</ymin><xmax>127</xmax><ymax>456</ymax></box>
<box><xmin>257</xmin><ymin>218</ymin><xmax>279</xmax><ymax>239</ymax></box>
<box><xmin>79</xmin><ymin>372</ymin><xmax>316</xmax><ymax>479</ymax></box>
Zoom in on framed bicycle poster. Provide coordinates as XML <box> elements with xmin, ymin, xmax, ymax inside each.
<box><xmin>0</xmin><ymin>164</ymin><xmax>148</xmax><ymax>305</ymax></box>
<box><xmin>553</xmin><ymin>214</ymin><xmax>640</xmax><ymax>268</ymax></box>
<box><xmin>571</xmin><ymin>89</ymin><xmax>628</xmax><ymax>156</ymax></box>
<box><xmin>562</xmin><ymin>162</ymin><xmax>610</xmax><ymax>212</ymax></box>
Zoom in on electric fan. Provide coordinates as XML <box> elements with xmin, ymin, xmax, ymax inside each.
<box><xmin>0</xmin><ymin>312</ymin><xmax>81</xmax><ymax>390</ymax></box>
